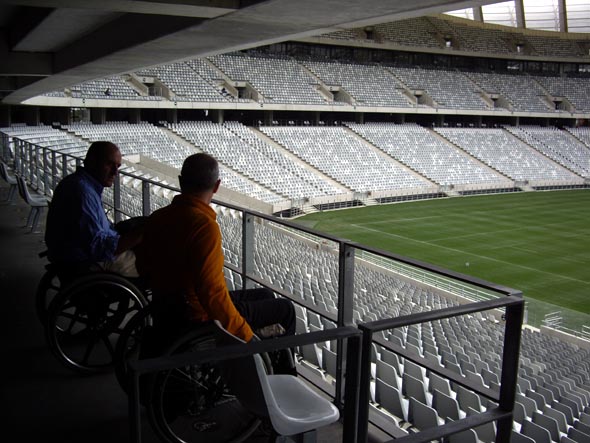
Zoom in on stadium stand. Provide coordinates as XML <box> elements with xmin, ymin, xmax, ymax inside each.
<box><xmin>260</xmin><ymin>125</ymin><xmax>432</xmax><ymax>194</ymax></box>
<box><xmin>345</xmin><ymin>122</ymin><xmax>510</xmax><ymax>189</ymax></box>
<box><xmin>504</xmin><ymin>126</ymin><xmax>590</xmax><ymax>178</ymax></box>
<box><xmin>2</xmin><ymin>8</ymin><xmax>590</xmax><ymax>443</ymax></box>
<box><xmin>434</xmin><ymin>127</ymin><xmax>583</xmax><ymax>186</ymax></box>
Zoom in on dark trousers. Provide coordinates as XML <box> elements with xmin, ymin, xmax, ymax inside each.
<box><xmin>229</xmin><ymin>287</ymin><xmax>296</xmax><ymax>337</ymax></box>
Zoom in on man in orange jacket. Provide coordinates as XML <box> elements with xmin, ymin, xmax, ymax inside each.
<box><xmin>136</xmin><ymin>153</ymin><xmax>295</xmax><ymax>344</ymax></box>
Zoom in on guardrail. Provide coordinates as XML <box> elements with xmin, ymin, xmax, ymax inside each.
<box><xmin>358</xmin><ymin>295</ymin><xmax>524</xmax><ymax>443</ymax></box>
<box><xmin>128</xmin><ymin>327</ymin><xmax>363</xmax><ymax>443</ymax></box>
<box><xmin>6</xmin><ymin>135</ymin><xmax>528</xmax><ymax>442</ymax></box>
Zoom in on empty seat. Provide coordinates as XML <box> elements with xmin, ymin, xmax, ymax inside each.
<box><xmin>522</xmin><ymin>420</ymin><xmax>552</xmax><ymax>443</ymax></box>
<box><xmin>543</xmin><ymin>405</ymin><xmax>569</xmax><ymax>435</ymax></box>
<box><xmin>567</xmin><ymin>427</ymin><xmax>590</xmax><ymax>443</ymax></box>
<box><xmin>375</xmin><ymin>378</ymin><xmax>408</xmax><ymax>422</ymax></box>
<box><xmin>408</xmin><ymin>397</ymin><xmax>441</xmax><ymax>431</ymax></box>
<box><xmin>432</xmin><ymin>388</ymin><xmax>462</xmax><ymax>422</ymax></box>
<box><xmin>512</xmin><ymin>430</ymin><xmax>536</xmax><ymax>443</ymax></box>
<box><xmin>0</xmin><ymin>161</ymin><xmax>17</xmax><ymax>202</ymax></box>
<box><xmin>15</xmin><ymin>175</ymin><xmax>48</xmax><ymax>232</ymax></box>
<box><xmin>457</xmin><ymin>385</ymin><xmax>484</xmax><ymax>414</ymax></box>
<box><xmin>533</xmin><ymin>410</ymin><xmax>562</xmax><ymax>443</ymax></box>
<box><xmin>402</xmin><ymin>373</ymin><xmax>429</xmax><ymax>405</ymax></box>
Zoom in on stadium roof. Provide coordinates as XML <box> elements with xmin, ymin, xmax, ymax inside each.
<box><xmin>0</xmin><ymin>0</ymin><xmax>585</xmax><ymax>105</ymax></box>
<box><xmin>446</xmin><ymin>0</ymin><xmax>590</xmax><ymax>32</ymax></box>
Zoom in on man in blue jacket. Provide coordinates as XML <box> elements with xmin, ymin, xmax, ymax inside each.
<box><xmin>45</xmin><ymin>141</ymin><xmax>142</xmax><ymax>280</ymax></box>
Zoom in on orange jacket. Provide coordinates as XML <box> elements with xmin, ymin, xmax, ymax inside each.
<box><xmin>136</xmin><ymin>193</ymin><xmax>253</xmax><ymax>341</ymax></box>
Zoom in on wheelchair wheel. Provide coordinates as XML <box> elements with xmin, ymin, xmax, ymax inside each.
<box><xmin>45</xmin><ymin>273</ymin><xmax>148</xmax><ymax>374</ymax></box>
<box><xmin>114</xmin><ymin>304</ymin><xmax>153</xmax><ymax>393</ymax></box>
<box><xmin>146</xmin><ymin>327</ymin><xmax>267</xmax><ymax>443</ymax></box>
<box><xmin>35</xmin><ymin>267</ymin><xmax>61</xmax><ymax>326</ymax></box>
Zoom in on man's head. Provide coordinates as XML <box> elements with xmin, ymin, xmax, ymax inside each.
<box><xmin>179</xmin><ymin>153</ymin><xmax>220</xmax><ymax>196</ymax></box>
<box><xmin>84</xmin><ymin>141</ymin><xmax>121</xmax><ymax>187</ymax></box>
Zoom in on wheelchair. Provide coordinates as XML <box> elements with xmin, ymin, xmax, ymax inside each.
<box><xmin>126</xmin><ymin>317</ymin><xmax>338</xmax><ymax>443</ymax></box>
<box><xmin>39</xmin><ymin>216</ymin><xmax>151</xmax><ymax>373</ymax></box>
<box><xmin>44</xmin><ymin>270</ymin><xmax>149</xmax><ymax>374</ymax></box>
<box><xmin>35</xmin><ymin>261</ymin><xmax>61</xmax><ymax>326</ymax></box>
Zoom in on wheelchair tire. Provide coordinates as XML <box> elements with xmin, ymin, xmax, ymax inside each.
<box><xmin>35</xmin><ymin>268</ymin><xmax>61</xmax><ymax>326</ymax></box>
<box><xmin>146</xmin><ymin>327</ymin><xmax>270</xmax><ymax>443</ymax></box>
<box><xmin>45</xmin><ymin>273</ymin><xmax>148</xmax><ymax>374</ymax></box>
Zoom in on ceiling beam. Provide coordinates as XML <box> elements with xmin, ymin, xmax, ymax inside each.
<box><xmin>0</xmin><ymin>40</ymin><xmax>52</xmax><ymax>76</ymax></box>
<box><xmin>53</xmin><ymin>13</ymin><xmax>205</xmax><ymax>73</ymax></box>
<box><xmin>6</xmin><ymin>6</ymin><xmax>53</xmax><ymax>49</ymax></box>
<box><xmin>0</xmin><ymin>1</ymin><xmax>240</xmax><ymax>18</ymax></box>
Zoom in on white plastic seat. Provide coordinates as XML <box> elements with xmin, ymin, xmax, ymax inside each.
<box><xmin>216</xmin><ymin>321</ymin><xmax>340</xmax><ymax>441</ymax></box>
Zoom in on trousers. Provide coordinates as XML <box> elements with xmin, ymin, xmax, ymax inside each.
<box><xmin>229</xmin><ymin>287</ymin><xmax>296</xmax><ymax>337</ymax></box>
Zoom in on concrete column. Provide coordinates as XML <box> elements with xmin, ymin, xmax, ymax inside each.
<box><xmin>312</xmin><ymin>111</ymin><xmax>320</xmax><ymax>125</ymax></box>
<box><xmin>211</xmin><ymin>109</ymin><xmax>224</xmax><ymax>124</ymax></box>
<box><xmin>558</xmin><ymin>0</ymin><xmax>568</xmax><ymax>32</ymax></box>
<box><xmin>515</xmin><ymin>0</ymin><xmax>526</xmax><ymax>29</ymax></box>
<box><xmin>91</xmin><ymin>108</ymin><xmax>106</xmax><ymax>124</ymax></box>
<box><xmin>514</xmin><ymin>116</ymin><xmax>520</xmax><ymax>126</ymax></box>
<box><xmin>263</xmin><ymin>110</ymin><xmax>274</xmax><ymax>126</ymax></box>
<box><xmin>166</xmin><ymin>108</ymin><xmax>178</xmax><ymax>124</ymax></box>
<box><xmin>355</xmin><ymin>113</ymin><xmax>364</xmax><ymax>124</ymax></box>
<box><xmin>476</xmin><ymin>115</ymin><xmax>483</xmax><ymax>127</ymax></box>
<box><xmin>473</xmin><ymin>6</ymin><xmax>483</xmax><ymax>22</ymax></box>
<box><xmin>436</xmin><ymin>114</ymin><xmax>444</xmax><ymax>127</ymax></box>
<box><xmin>128</xmin><ymin>108</ymin><xmax>141</xmax><ymax>124</ymax></box>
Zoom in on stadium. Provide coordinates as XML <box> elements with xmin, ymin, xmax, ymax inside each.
<box><xmin>1</xmin><ymin>1</ymin><xmax>590</xmax><ymax>442</ymax></box>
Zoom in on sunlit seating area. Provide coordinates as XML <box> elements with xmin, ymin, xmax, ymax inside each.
<box><xmin>434</xmin><ymin>128</ymin><xmax>581</xmax><ymax>184</ymax></box>
<box><xmin>209</xmin><ymin>52</ymin><xmax>328</xmax><ymax>105</ymax></box>
<box><xmin>504</xmin><ymin>126</ymin><xmax>590</xmax><ymax>179</ymax></box>
<box><xmin>389</xmin><ymin>66</ymin><xmax>490</xmax><ymax>110</ymax></box>
<box><xmin>168</xmin><ymin>120</ymin><xmax>342</xmax><ymax>200</ymax></box>
<box><xmin>40</xmin><ymin>52</ymin><xmax>590</xmax><ymax>115</ymax></box>
<box><xmin>345</xmin><ymin>122</ymin><xmax>508</xmax><ymax>187</ymax></box>
<box><xmin>260</xmin><ymin>125</ymin><xmax>431</xmax><ymax>193</ymax></box>
<box><xmin>301</xmin><ymin>59</ymin><xmax>411</xmax><ymax>107</ymax></box>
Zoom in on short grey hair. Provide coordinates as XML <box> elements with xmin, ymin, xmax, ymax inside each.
<box><xmin>179</xmin><ymin>153</ymin><xmax>219</xmax><ymax>193</ymax></box>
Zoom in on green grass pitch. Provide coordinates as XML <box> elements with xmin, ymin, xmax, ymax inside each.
<box><xmin>297</xmin><ymin>190</ymin><xmax>590</xmax><ymax>317</ymax></box>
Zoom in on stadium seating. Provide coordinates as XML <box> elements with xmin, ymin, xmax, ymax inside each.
<box><xmin>3</xmin><ymin>123</ymin><xmax>590</xmax><ymax>441</ymax></box>
<box><xmin>434</xmin><ymin>127</ymin><xmax>581</xmax><ymax>184</ymax></box>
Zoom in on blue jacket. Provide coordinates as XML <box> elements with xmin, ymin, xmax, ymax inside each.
<box><xmin>45</xmin><ymin>167</ymin><xmax>119</xmax><ymax>265</ymax></box>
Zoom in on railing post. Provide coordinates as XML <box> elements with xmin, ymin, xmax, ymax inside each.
<box><xmin>335</xmin><ymin>242</ymin><xmax>355</xmax><ymax>407</ymax></box>
<box><xmin>42</xmin><ymin>147</ymin><xmax>50</xmax><ymax>195</ymax></box>
<box><xmin>356</xmin><ymin>327</ymin><xmax>374</xmax><ymax>443</ymax></box>
<box><xmin>28</xmin><ymin>142</ymin><xmax>34</xmax><ymax>183</ymax></box>
<box><xmin>61</xmin><ymin>153</ymin><xmax>68</xmax><ymax>179</ymax></box>
<box><xmin>113</xmin><ymin>173</ymin><xmax>122</xmax><ymax>223</ymax></box>
<box><xmin>343</xmin><ymin>333</ymin><xmax>362</xmax><ymax>443</ymax></box>
<box><xmin>242</xmin><ymin>211</ymin><xmax>254</xmax><ymax>290</ymax></box>
<box><xmin>496</xmin><ymin>296</ymin><xmax>524</xmax><ymax>442</ymax></box>
<box><xmin>51</xmin><ymin>151</ymin><xmax>58</xmax><ymax>191</ymax></box>
<box><xmin>141</xmin><ymin>180</ymin><xmax>151</xmax><ymax>217</ymax></box>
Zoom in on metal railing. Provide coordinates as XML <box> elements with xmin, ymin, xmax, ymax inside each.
<box><xmin>358</xmin><ymin>296</ymin><xmax>524</xmax><ymax>443</ymax></box>
<box><xmin>129</xmin><ymin>327</ymin><xmax>363</xmax><ymax>443</ymax></box>
<box><xmin>5</xmin><ymin>135</ymin><xmax>527</xmax><ymax>443</ymax></box>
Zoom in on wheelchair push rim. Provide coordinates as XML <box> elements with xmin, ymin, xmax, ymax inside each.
<box><xmin>146</xmin><ymin>328</ymin><xmax>264</xmax><ymax>443</ymax></box>
<box><xmin>45</xmin><ymin>273</ymin><xmax>148</xmax><ymax>374</ymax></box>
